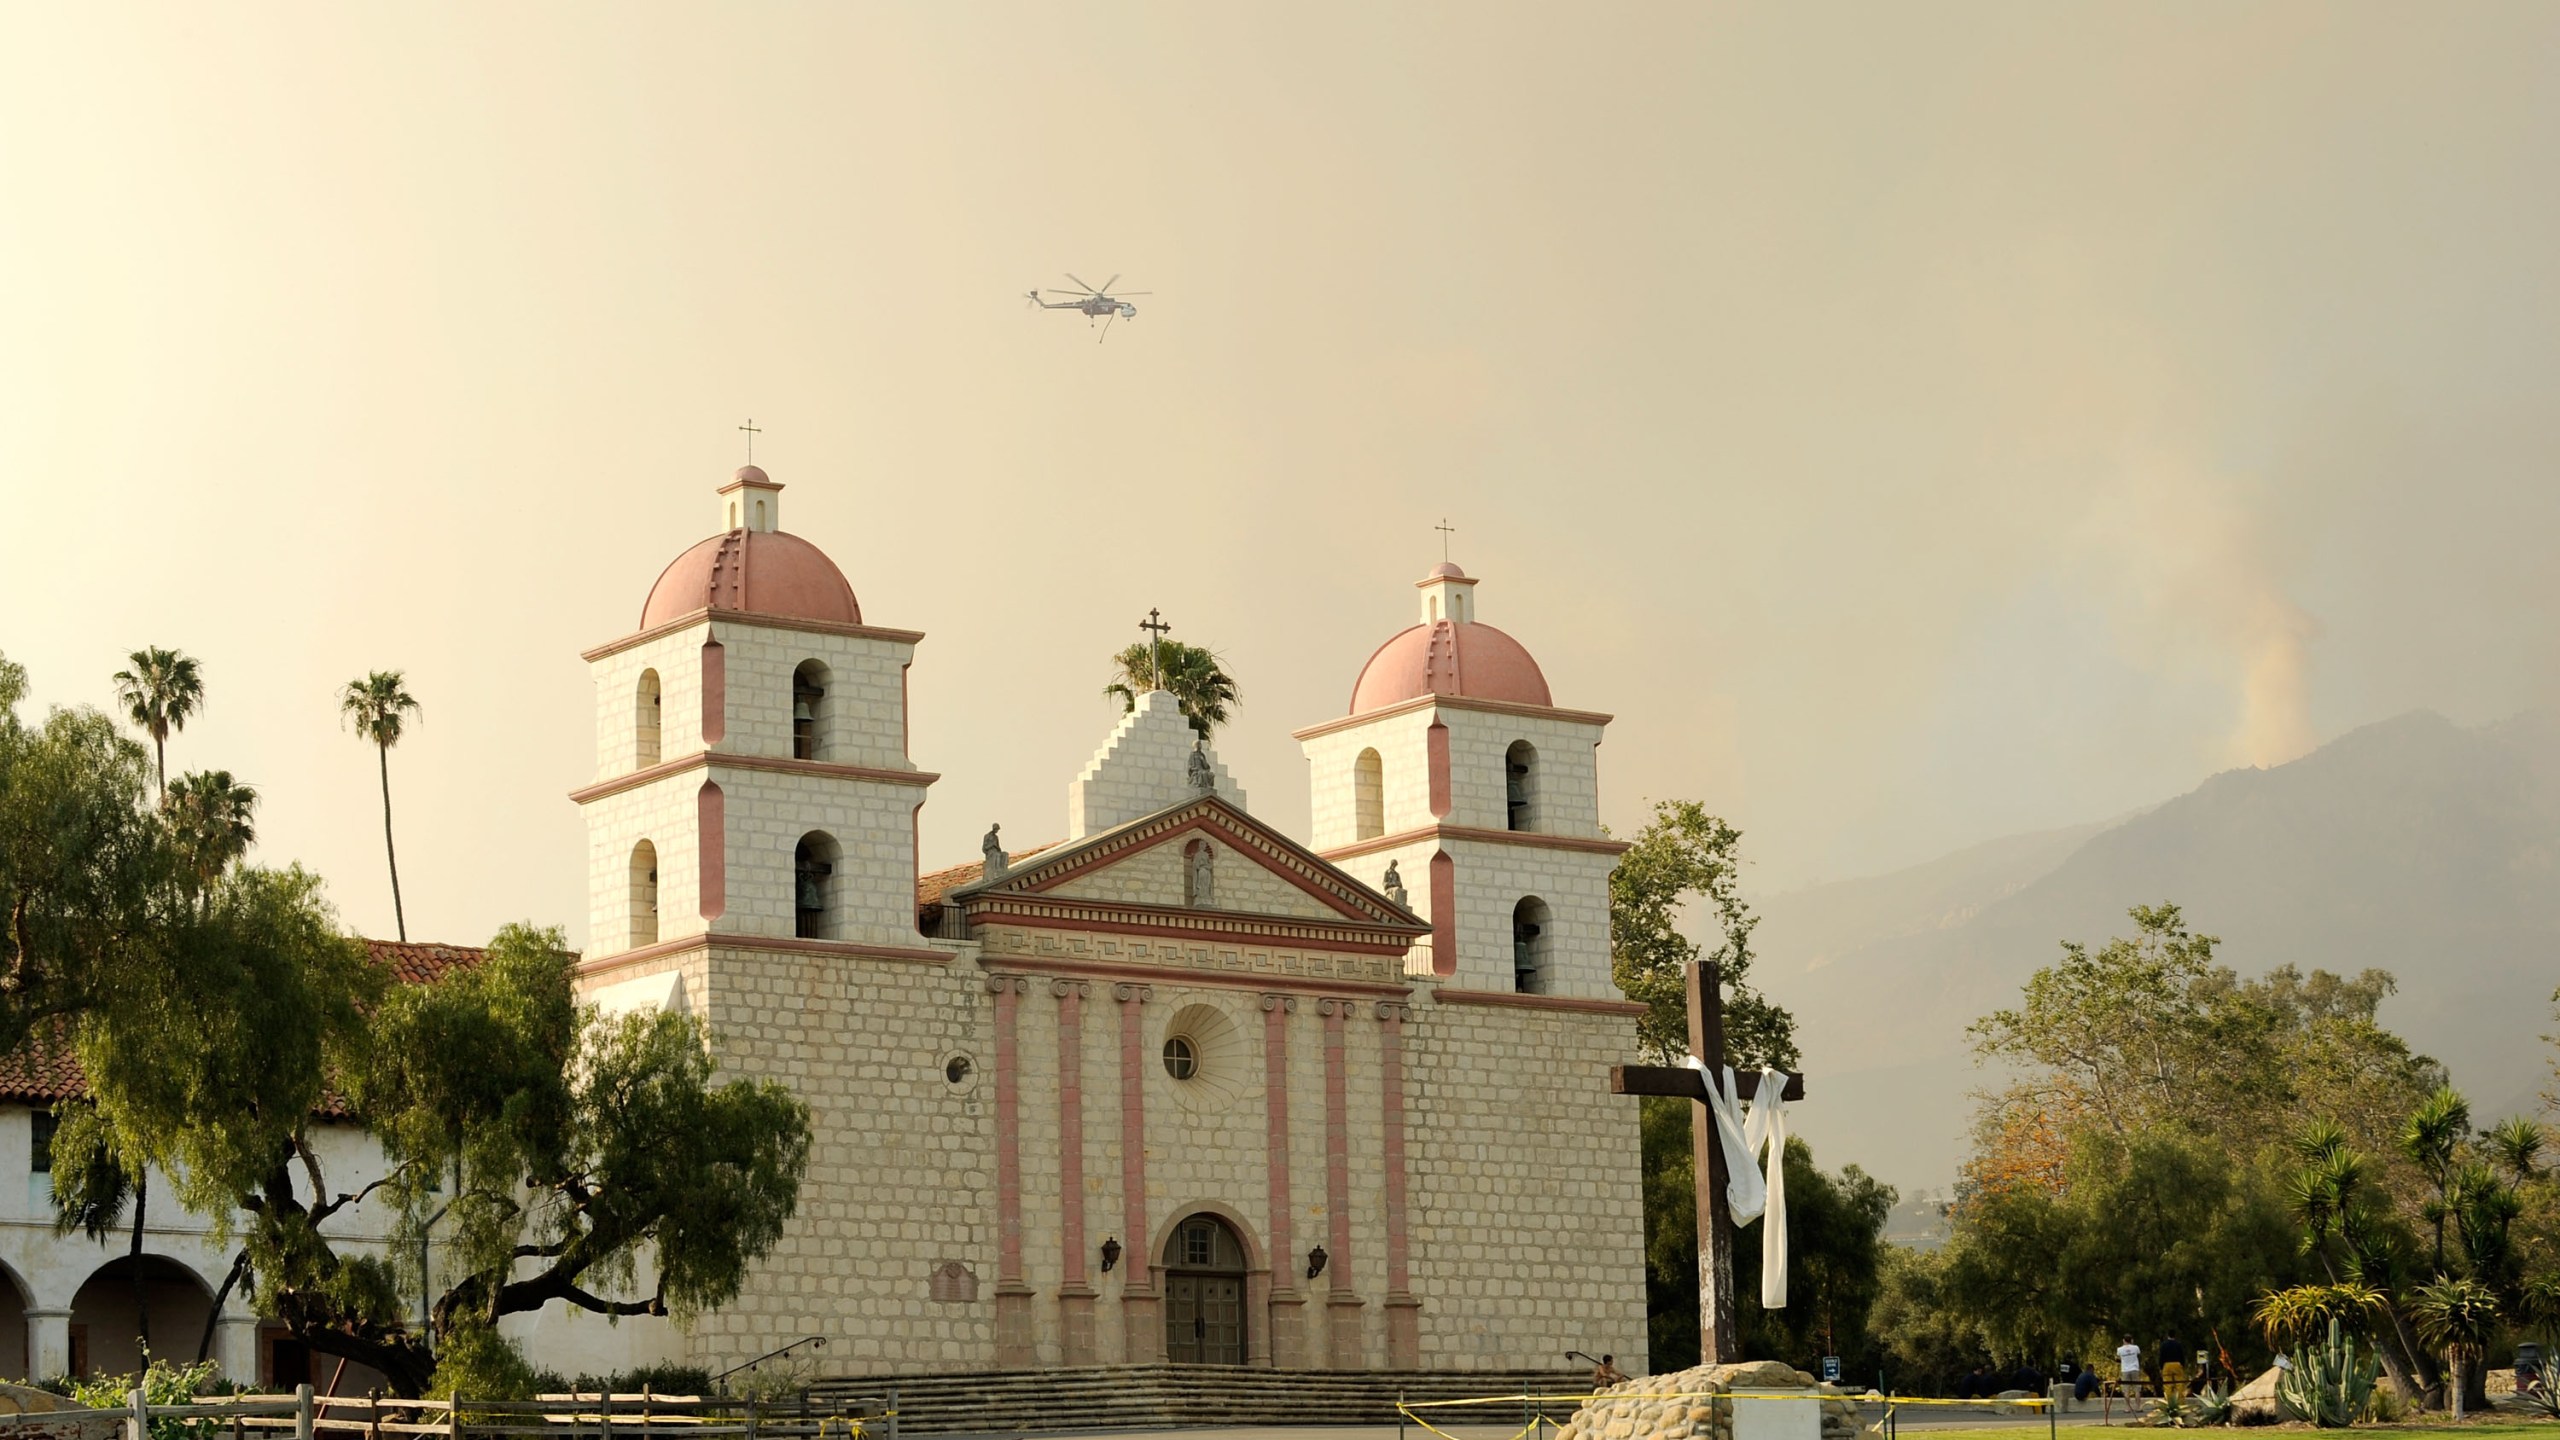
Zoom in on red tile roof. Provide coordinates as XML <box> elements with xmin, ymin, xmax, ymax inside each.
<box><xmin>0</xmin><ymin>938</ymin><xmax>487</xmax><ymax>1107</ymax></box>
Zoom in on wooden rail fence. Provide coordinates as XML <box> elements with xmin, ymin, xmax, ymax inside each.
<box><xmin>0</xmin><ymin>1389</ymin><xmax>897</xmax><ymax>1440</ymax></box>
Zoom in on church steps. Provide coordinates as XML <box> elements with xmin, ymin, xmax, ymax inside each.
<box><xmin>802</xmin><ymin>1367</ymin><xmax>1587</xmax><ymax>1434</ymax></box>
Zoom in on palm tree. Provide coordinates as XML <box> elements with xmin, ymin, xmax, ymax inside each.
<box><xmin>340</xmin><ymin>671</ymin><xmax>422</xmax><ymax>942</ymax></box>
<box><xmin>2401</xmin><ymin>1087</ymin><xmax>2471</xmax><ymax>1276</ymax></box>
<box><xmin>2410</xmin><ymin>1277</ymin><xmax>2500</xmax><ymax>1421</ymax></box>
<box><xmin>1105</xmin><ymin>638</ymin><xmax>1240</xmax><ymax>740</ymax></box>
<box><xmin>165</xmin><ymin>769</ymin><xmax>258</xmax><ymax>884</ymax></box>
<box><xmin>111</xmin><ymin>647</ymin><xmax>203</xmax><ymax>804</ymax></box>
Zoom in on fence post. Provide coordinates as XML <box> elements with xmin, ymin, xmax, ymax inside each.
<box><xmin>129</xmin><ymin>1385</ymin><xmax>148</xmax><ymax>1440</ymax></box>
<box><xmin>448</xmin><ymin>1396</ymin><xmax>463</xmax><ymax>1440</ymax></box>
<box><xmin>885</xmin><ymin>1385</ymin><xmax>898</xmax><ymax>1440</ymax></box>
<box><xmin>296</xmin><ymin>1385</ymin><xmax>315</xmax><ymax>1440</ymax></box>
<box><xmin>367</xmin><ymin>1389</ymin><xmax>383</xmax><ymax>1440</ymax></box>
<box><xmin>1396</xmin><ymin>1389</ymin><xmax>1405</xmax><ymax>1440</ymax></box>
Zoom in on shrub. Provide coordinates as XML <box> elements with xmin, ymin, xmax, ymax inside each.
<box><xmin>65</xmin><ymin>1360</ymin><xmax>226</xmax><ymax>1440</ymax></box>
<box><xmin>2273</xmin><ymin>1319</ymin><xmax>2379</xmax><ymax>1428</ymax></box>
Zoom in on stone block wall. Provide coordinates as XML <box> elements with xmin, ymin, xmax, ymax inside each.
<box><xmin>1441</xmin><ymin>839</ymin><xmax>1620</xmax><ymax>1000</ymax></box>
<box><xmin>712</xmin><ymin>767</ymin><xmax>923</xmax><ymax>946</ymax></box>
<box><xmin>1437</xmin><ymin>708</ymin><xmax>1607</xmax><ymax>839</ymax></box>
<box><xmin>1403</xmin><ymin>998</ymin><xmax>1648</xmax><ymax>1371</ymax></box>
<box><xmin>583</xmin><ymin>772</ymin><xmax>706</xmax><ymax>953</ymax></box>
<box><xmin>688</xmin><ymin>943</ymin><xmax>996</xmax><ymax>1372</ymax></box>
<box><xmin>709</xmin><ymin>622</ymin><xmax>919</xmax><ymax>772</ymax></box>
<box><xmin>1302</xmin><ymin>708</ymin><xmax>1437</xmax><ymax>848</ymax></box>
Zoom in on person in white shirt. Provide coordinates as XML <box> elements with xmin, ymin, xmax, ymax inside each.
<box><xmin>2117</xmin><ymin>1338</ymin><xmax>2146</xmax><ymax>1396</ymax></box>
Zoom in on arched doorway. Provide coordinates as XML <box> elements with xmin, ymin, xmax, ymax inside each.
<box><xmin>69</xmin><ymin>1255</ymin><xmax>213</xmax><ymax>1379</ymax></box>
<box><xmin>0</xmin><ymin>1262</ymin><xmax>29</xmax><ymax>1380</ymax></box>
<box><xmin>1162</xmin><ymin>1213</ymin><xmax>1247</xmax><ymax>1365</ymax></box>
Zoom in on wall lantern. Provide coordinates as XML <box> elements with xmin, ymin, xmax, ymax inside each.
<box><xmin>1306</xmin><ymin>1245</ymin><xmax>1329</xmax><ymax>1281</ymax></box>
<box><xmin>1100</xmin><ymin>1237</ymin><xmax>1123</xmax><ymax>1273</ymax></box>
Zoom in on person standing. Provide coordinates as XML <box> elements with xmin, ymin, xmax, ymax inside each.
<box><xmin>2116</xmin><ymin>1337</ymin><xmax>2146</xmax><ymax>1397</ymax></box>
<box><xmin>2157</xmin><ymin>1334</ymin><xmax>2190</xmax><ymax>1402</ymax></box>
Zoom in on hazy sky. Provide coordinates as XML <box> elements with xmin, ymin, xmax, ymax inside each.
<box><xmin>5</xmin><ymin>3</ymin><xmax>2556</xmax><ymax>951</ymax></box>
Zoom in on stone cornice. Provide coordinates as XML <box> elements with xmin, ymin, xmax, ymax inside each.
<box><xmin>1431</xmin><ymin>987</ymin><xmax>1647</xmax><ymax>1017</ymax></box>
<box><xmin>569</xmin><ymin>750</ymin><xmax>939</xmax><ymax>804</ymax></box>
<box><xmin>1290</xmin><ymin>693</ymin><xmax>1615</xmax><ymax>742</ymax></box>
<box><xmin>1316</xmin><ymin>824</ymin><xmax>1632</xmax><ymax>863</ymax></box>
<box><xmin>970</xmin><ymin>903</ymin><xmax>1419</xmax><ymax>957</ymax></box>
<box><xmin>980</xmin><ymin>954</ymin><xmax>1414</xmax><ymax>1001</ymax></box>
<box><xmin>581</xmin><ymin>607</ymin><xmax>927</xmax><ymax>663</ymax></box>
<box><xmin>576</xmin><ymin>932</ymin><xmax>953</xmax><ymax>979</ymax></box>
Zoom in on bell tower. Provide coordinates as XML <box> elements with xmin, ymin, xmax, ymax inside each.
<box><xmin>573</xmin><ymin>465</ymin><xmax>935</xmax><ymax>960</ymax></box>
<box><xmin>1293</xmin><ymin>563</ymin><xmax>1623</xmax><ymax>996</ymax></box>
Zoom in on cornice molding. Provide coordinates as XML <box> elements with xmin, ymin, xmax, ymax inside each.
<box><xmin>582</xmin><ymin>607</ymin><xmax>927</xmax><ymax>663</ymax></box>
<box><xmin>574</xmin><ymin>932</ymin><xmax>952</xmax><ymax>978</ymax></box>
<box><xmin>1290</xmin><ymin>693</ymin><xmax>1615</xmax><ymax>742</ymax></box>
<box><xmin>1317</xmin><ymin>824</ymin><xmax>1631</xmax><ymax>863</ymax></box>
<box><xmin>970</xmin><ymin>904</ymin><xmax>1418</xmax><ymax>957</ymax></box>
<box><xmin>570</xmin><ymin>750</ymin><xmax>938</xmax><ymax>805</ymax></box>
<box><xmin>1431</xmin><ymin>987</ymin><xmax>1647</xmax><ymax>1018</ymax></box>
<box><xmin>978</xmin><ymin>953</ymin><xmax>1414</xmax><ymax>1001</ymax></box>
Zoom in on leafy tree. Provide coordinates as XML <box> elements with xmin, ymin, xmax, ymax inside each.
<box><xmin>1638</xmin><ymin>1112</ymin><xmax>1891</xmax><ymax>1372</ymax></box>
<box><xmin>111</xmin><ymin>647</ymin><xmax>202</xmax><ymax>805</ymax></box>
<box><xmin>0</xmin><ymin>654</ymin><xmax>168</xmax><ymax>1052</ymax></box>
<box><xmin>1104</xmin><ymin>638</ymin><xmax>1239</xmax><ymax>740</ymax></box>
<box><xmin>66</xmin><ymin>919</ymin><xmax>815</xmax><ymax>1397</ymax></box>
<box><xmin>1937</xmin><ymin>1128</ymin><xmax>2305</xmax><ymax>1378</ymax></box>
<box><xmin>1869</xmin><ymin>1245</ymin><xmax>1982</xmax><ymax>1394</ymax></box>
<box><xmin>2400</xmin><ymin>1086</ymin><xmax>2470</xmax><ymax>1276</ymax></box>
<box><xmin>1609</xmin><ymin>800</ymin><xmax>1793</xmax><ymax>1069</ymax></box>
<box><xmin>340</xmin><ymin>671</ymin><xmax>421</xmax><ymax>941</ymax></box>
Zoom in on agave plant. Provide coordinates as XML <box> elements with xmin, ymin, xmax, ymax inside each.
<box><xmin>2519</xmin><ymin>1355</ymin><xmax>2560</xmax><ymax>1420</ymax></box>
<box><xmin>2186</xmin><ymin>1385</ymin><xmax>2235</xmax><ymax>1428</ymax></box>
<box><xmin>2275</xmin><ymin>1318</ymin><xmax>2381</xmax><ymax>1428</ymax></box>
<box><xmin>2410</xmin><ymin>1277</ymin><xmax>2500</xmax><ymax>1423</ymax></box>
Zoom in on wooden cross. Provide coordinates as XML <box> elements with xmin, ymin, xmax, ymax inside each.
<box><xmin>1138</xmin><ymin>608</ymin><xmax>1172</xmax><ymax>685</ymax></box>
<box><xmin>1611</xmin><ymin>959</ymin><xmax>1805</xmax><ymax>1364</ymax></box>
<box><xmin>1434</xmin><ymin>518</ymin><xmax>1457</xmax><ymax>562</ymax></box>
<box><xmin>738</xmin><ymin>418</ymin><xmax>762</xmax><ymax>463</ymax></box>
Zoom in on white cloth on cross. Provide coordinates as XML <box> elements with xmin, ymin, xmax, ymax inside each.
<box><xmin>1680</xmin><ymin>1056</ymin><xmax>1792</xmax><ymax>1308</ymax></box>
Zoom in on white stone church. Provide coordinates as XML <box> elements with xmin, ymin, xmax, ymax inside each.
<box><xmin>0</xmin><ymin>463</ymin><xmax>1650</xmax><ymax>1384</ymax></box>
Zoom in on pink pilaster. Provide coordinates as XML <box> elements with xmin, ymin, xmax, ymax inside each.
<box><xmin>1115</xmin><ymin>983</ymin><xmax>1161</xmax><ymax>1362</ymax></box>
<box><xmin>1262</xmin><ymin>994</ymin><xmax>1306</xmax><ymax>1368</ymax></box>
<box><xmin>1379</xmin><ymin>1001</ymin><xmax>1420</xmax><ymax>1366</ymax></box>
<box><xmin>1055</xmin><ymin>980</ymin><xmax>1096</xmax><ymax>1363</ymax></box>
<box><xmin>1319</xmin><ymin>997</ymin><xmax>1365</xmax><ymax>1368</ymax></box>
<box><xmin>990</xmin><ymin>974</ymin><xmax>1034</xmax><ymax>1366</ymax></box>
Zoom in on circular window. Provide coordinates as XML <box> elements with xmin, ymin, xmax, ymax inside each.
<box><xmin>945</xmin><ymin>1056</ymin><xmax>973</xmax><ymax>1085</ymax></box>
<box><xmin>1162</xmin><ymin>1036</ymin><xmax>1198</xmax><ymax>1080</ymax></box>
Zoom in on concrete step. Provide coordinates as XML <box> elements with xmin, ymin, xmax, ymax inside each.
<box><xmin>802</xmin><ymin>1366</ymin><xmax>1587</xmax><ymax>1434</ymax></box>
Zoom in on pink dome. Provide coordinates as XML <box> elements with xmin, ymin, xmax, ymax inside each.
<box><xmin>641</xmin><ymin>529</ymin><xmax>862</xmax><ymax>630</ymax></box>
<box><xmin>1349</xmin><ymin>620</ymin><xmax>1551</xmax><ymax>713</ymax></box>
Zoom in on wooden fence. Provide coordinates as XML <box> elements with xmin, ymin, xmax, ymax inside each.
<box><xmin>0</xmin><ymin>1389</ymin><xmax>898</xmax><ymax>1440</ymax></box>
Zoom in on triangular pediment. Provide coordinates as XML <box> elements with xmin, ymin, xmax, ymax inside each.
<box><xmin>950</xmin><ymin>793</ymin><xmax>1426</xmax><ymax>939</ymax></box>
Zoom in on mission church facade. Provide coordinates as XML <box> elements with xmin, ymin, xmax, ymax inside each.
<box><xmin>571</xmin><ymin>464</ymin><xmax>1650</xmax><ymax>1375</ymax></box>
<box><xmin>0</xmin><ymin>462</ymin><xmax>1650</xmax><ymax>1385</ymax></box>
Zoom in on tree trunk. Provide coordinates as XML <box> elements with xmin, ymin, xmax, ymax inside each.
<box><xmin>2449</xmin><ymin>1353</ymin><xmax>2465</xmax><ymax>1423</ymax></box>
<box><xmin>128</xmin><ymin>1170</ymin><xmax>150</xmax><ymax>1357</ymax></box>
<box><xmin>378</xmin><ymin>744</ymin><xmax>405</xmax><ymax>943</ymax></box>
<box><xmin>2385</xmin><ymin>1305</ymin><xmax>2442</xmax><ymax>1408</ymax></box>
<box><xmin>195</xmin><ymin>1251</ymin><xmax>247</xmax><ymax>1364</ymax></box>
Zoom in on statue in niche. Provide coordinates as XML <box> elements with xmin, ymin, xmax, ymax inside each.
<box><xmin>1382</xmin><ymin>859</ymin><xmax>1409</xmax><ymax>910</ymax></box>
<box><xmin>1188</xmin><ymin>738</ymin><xmax>1216</xmax><ymax>791</ymax></box>
<box><xmin>981</xmin><ymin>822</ymin><xmax>1007</xmax><ymax>880</ymax></box>
<box><xmin>1187</xmin><ymin>841</ymin><xmax>1216</xmax><ymax>909</ymax></box>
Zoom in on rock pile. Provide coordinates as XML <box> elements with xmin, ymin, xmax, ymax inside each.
<box><xmin>1549</xmin><ymin>1361</ymin><xmax>1864</xmax><ymax>1440</ymax></box>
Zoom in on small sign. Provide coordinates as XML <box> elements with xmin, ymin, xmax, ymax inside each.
<box><xmin>1821</xmin><ymin>1356</ymin><xmax>1842</xmax><ymax>1384</ymax></box>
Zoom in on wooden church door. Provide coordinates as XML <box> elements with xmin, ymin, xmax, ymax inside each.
<box><xmin>1163</xmin><ymin>1214</ymin><xmax>1248</xmax><ymax>1364</ymax></box>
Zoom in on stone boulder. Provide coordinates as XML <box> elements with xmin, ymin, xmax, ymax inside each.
<box><xmin>1548</xmin><ymin>1362</ymin><xmax>1865</xmax><ymax>1440</ymax></box>
<box><xmin>2228</xmin><ymin>1366</ymin><xmax>2283</xmax><ymax>1425</ymax></box>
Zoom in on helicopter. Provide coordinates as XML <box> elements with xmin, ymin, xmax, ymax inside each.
<box><xmin>1025</xmin><ymin>274</ymin><xmax>1150</xmax><ymax>341</ymax></box>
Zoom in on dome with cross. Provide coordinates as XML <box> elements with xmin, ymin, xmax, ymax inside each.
<box><xmin>639</xmin><ymin>466</ymin><xmax>863</xmax><ymax>630</ymax></box>
<box><xmin>1347</xmin><ymin>563</ymin><xmax>1551</xmax><ymax>714</ymax></box>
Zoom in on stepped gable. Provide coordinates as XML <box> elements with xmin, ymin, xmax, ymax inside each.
<box><xmin>0</xmin><ymin>938</ymin><xmax>487</xmax><ymax>1106</ymax></box>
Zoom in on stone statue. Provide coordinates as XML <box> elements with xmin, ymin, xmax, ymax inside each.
<box><xmin>982</xmin><ymin>822</ymin><xmax>1007</xmax><ymax>880</ymax></box>
<box><xmin>1188</xmin><ymin>842</ymin><xmax>1216</xmax><ymax>909</ymax></box>
<box><xmin>1382</xmin><ymin>860</ymin><xmax>1409</xmax><ymax>910</ymax></box>
<box><xmin>1187</xmin><ymin>739</ymin><xmax>1215</xmax><ymax>791</ymax></box>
